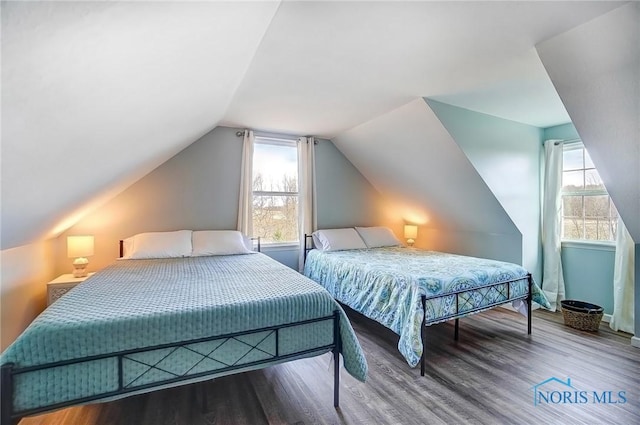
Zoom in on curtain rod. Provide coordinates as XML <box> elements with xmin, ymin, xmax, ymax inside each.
<box><xmin>551</xmin><ymin>137</ymin><xmax>581</xmax><ymax>146</ymax></box>
<box><xmin>235</xmin><ymin>130</ymin><xmax>319</xmax><ymax>144</ymax></box>
<box><xmin>561</xmin><ymin>138</ymin><xmax>582</xmax><ymax>146</ymax></box>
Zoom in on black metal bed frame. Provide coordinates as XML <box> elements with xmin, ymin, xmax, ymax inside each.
<box><xmin>1</xmin><ymin>313</ymin><xmax>342</xmax><ymax>425</ymax></box>
<box><xmin>419</xmin><ymin>275</ymin><xmax>532</xmax><ymax>376</ymax></box>
<box><xmin>303</xmin><ymin>234</ymin><xmax>533</xmax><ymax>377</ymax></box>
<box><xmin>1</xmin><ymin>236</ymin><xmax>342</xmax><ymax>425</ymax></box>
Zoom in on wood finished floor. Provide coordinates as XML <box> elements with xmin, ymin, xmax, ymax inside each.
<box><xmin>19</xmin><ymin>308</ymin><xmax>640</xmax><ymax>425</ymax></box>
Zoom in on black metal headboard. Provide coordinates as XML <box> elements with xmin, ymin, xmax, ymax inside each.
<box><xmin>252</xmin><ymin>237</ymin><xmax>261</xmax><ymax>253</ymax></box>
<box><xmin>303</xmin><ymin>234</ymin><xmax>315</xmax><ymax>264</ymax></box>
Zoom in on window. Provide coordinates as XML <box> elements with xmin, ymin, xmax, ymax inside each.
<box><xmin>561</xmin><ymin>142</ymin><xmax>618</xmax><ymax>242</ymax></box>
<box><xmin>252</xmin><ymin>137</ymin><xmax>299</xmax><ymax>245</ymax></box>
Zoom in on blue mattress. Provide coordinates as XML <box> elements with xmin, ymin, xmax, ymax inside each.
<box><xmin>304</xmin><ymin>247</ymin><xmax>550</xmax><ymax>367</ymax></box>
<box><xmin>2</xmin><ymin>253</ymin><xmax>367</xmax><ymax>412</ymax></box>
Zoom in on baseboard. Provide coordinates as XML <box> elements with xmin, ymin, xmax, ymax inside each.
<box><xmin>601</xmin><ymin>314</ymin><xmax>611</xmax><ymax>323</ymax></box>
<box><xmin>632</xmin><ymin>336</ymin><xmax>640</xmax><ymax>349</ymax></box>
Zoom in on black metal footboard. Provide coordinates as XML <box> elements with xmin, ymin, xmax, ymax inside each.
<box><xmin>1</xmin><ymin>310</ymin><xmax>342</xmax><ymax>425</ymax></box>
<box><xmin>419</xmin><ymin>274</ymin><xmax>534</xmax><ymax>376</ymax></box>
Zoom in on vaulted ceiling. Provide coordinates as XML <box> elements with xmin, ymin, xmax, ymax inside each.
<box><xmin>1</xmin><ymin>1</ymin><xmax>627</xmax><ymax>250</ymax></box>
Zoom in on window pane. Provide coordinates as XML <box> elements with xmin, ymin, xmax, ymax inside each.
<box><xmin>253</xmin><ymin>143</ymin><xmax>298</xmax><ymax>193</ymax></box>
<box><xmin>596</xmin><ymin>220</ymin><xmax>611</xmax><ymax>241</ymax></box>
<box><xmin>563</xmin><ymin>147</ymin><xmax>583</xmax><ymax>171</ymax></box>
<box><xmin>584</xmin><ymin>218</ymin><xmax>603</xmax><ymax>241</ymax></box>
<box><xmin>252</xmin><ymin>194</ymin><xmax>299</xmax><ymax>244</ymax></box>
<box><xmin>584</xmin><ymin>169</ymin><xmax>605</xmax><ymax>191</ymax></box>
<box><xmin>584</xmin><ymin>150</ymin><xmax>595</xmax><ymax>169</ymax></box>
<box><xmin>584</xmin><ymin>195</ymin><xmax>609</xmax><ymax>217</ymax></box>
<box><xmin>563</xmin><ymin>170</ymin><xmax>583</xmax><ymax>191</ymax></box>
<box><xmin>563</xmin><ymin>195</ymin><xmax>583</xmax><ymax>217</ymax></box>
<box><xmin>610</xmin><ymin>203</ymin><xmax>619</xmax><ymax>239</ymax></box>
<box><xmin>611</xmin><ymin>202</ymin><xmax>619</xmax><ymax>220</ymax></box>
<box><xmin>563</xmin><ymin>217</ymin><xmax>584</xmax><ymax>240</ymax></box>
<box><xmin>560</xmin><ymin>142</ymin><xmax>615</xmax><ymax>242</ymax></box>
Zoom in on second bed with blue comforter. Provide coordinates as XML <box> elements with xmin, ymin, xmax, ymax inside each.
<box><xmin>304</xmin><ymin>247</ymin><xmax>549</xmax><ymax>367</ymax></box>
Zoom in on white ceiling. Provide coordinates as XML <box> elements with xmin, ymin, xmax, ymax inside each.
<box><xmin>223</xmin><ymin>1</ymin><xmax>624</xmax><ymax>136</ymax></box>
<box><xmin>1</xmin><ymin>1</ymin><xmax>626</xmax><ymax>249</ymax></box>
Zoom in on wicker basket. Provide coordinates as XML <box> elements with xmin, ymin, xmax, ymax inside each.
<box><xmin>560</xmin><ymin>300</ymin><xmax>603</xmax><ymax>331</ymax></box>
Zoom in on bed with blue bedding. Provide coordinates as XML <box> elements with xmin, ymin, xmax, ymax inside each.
<box><xmin>304</xmin><ymin>246</ymin><xmax>549</xmax><ymax>373</ymax></box>
<box><xmin>1</xmin><ymin>253</ymin><xmax>367</xmax><ymax>424</ymax></box>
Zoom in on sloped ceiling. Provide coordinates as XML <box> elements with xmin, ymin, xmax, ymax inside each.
<box><xmin>332</xmin><ymin>97</ymin><xmax>529</xmax><ymax>265</ymax></box>
<box><xmin>222</xmin><ymin>1</ymin><xmax>622</xmax><ymax>135</ymax></box>
<box><xmin>332</xmin><ymin>98</ymin><xmax>516</xmax><ymax>236</ymax></box>
<box><xmin>1</xmin><ymin>1</ymin><xmax>626</xmax><ymax>250</ymax></box>
<box><xmin>1</xmin><ymin>1</ymin><xmax>280</xmax><ymax>249</ymax></box>
<box><xmin>537</xmin><ymin>2</ymin><xmax>640</xmax><ymax>242</ymax></box>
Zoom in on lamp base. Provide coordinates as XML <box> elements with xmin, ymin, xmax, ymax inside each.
<box><xmin>407</xmin><ymin>239</ymin><xmax>415</xmax><ymax>247</ymax></box>
<box><xmin>72</xmin><ymin>257</ymin><xmax>89</xmax><ymax>278</ymax></box>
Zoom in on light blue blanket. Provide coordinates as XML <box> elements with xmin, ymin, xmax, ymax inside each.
<box><xmin>2</xmin><ymin>254</ymin><xmax>367</xmax><ymax>411</ymax></box>
<box><xmin>304</xmin><ymin>247</ymin><xmax>550</xmax><ymax>367</ymax></box>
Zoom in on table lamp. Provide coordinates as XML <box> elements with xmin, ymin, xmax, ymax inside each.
<box><xmin>67</xmin><ymin>235</ymin><xmax>94</xmax><ymax>277</ymax></box>
<box><xmin>404</xmin><ymin>225</ymin><xmax>418</xmax><ymax>247</ymax></box>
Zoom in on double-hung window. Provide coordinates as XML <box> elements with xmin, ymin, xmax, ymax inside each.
<box><xmin>252</xmin><ymin>136</ymin><xmax>299</xmax><ymax>245</ymax></box>
<box><xmin>561</xmin><ymin>142</ymin><xmax>618</xmax><ymax>242</ymax></box>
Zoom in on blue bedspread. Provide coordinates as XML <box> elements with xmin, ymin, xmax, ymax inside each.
<box><xmin>2</xmin><ymin>254</ymin><xmax>367</xmax><ymax>411</ymax></box>
<box><xmin>304</xmin><ymin>247</ymin><xmax>549</xmax><ymax>367</ymax></box>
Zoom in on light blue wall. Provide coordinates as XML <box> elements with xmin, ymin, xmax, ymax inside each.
<box><xmin>561</xmin><ymin>244</ymin><xmax>615</xmax><ymax>314</ymax></box>
<box><xmin>263</xmin><ymin>247</ymin><xmax>298</xmax><ymax>270</ymax></box>
<box><xmin>61</xmin><ymin>126</ymin><xmax>386</xmax><ymax>271</ymax></box>
<box><xmin>316</xmin><ymin>139</ymin><xmax>386</xmax><ymax>229</ymax></box>
<box><xmin>427</xmin><ymin>99</ymin><xmax>543</xmax><ymax>284</ymax></box>
<box><xmin>544</xmin><ymin>123</ymin><xmax>579</xmax><ymax>141</ymax></box>
<box><xmin>544</xmin><ymin>123</ymin><xmax>616</xmax><ymax>314</ymax></box>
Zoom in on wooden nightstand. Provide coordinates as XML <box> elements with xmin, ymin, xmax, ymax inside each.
<box><xmin>47</xmin><ymin>273</ymin><xmax>95</xmax><ymax>306</ymax></box>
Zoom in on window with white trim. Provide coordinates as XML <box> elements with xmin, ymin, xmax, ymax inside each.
<box><xmin>561</xmin><ymin>142</ymin><xmax>618</xmax><ymax>242</ymax></box>
<box><xmin>252</xmin><ymin>137</ymin><xmax>299</xmax><ymax>245</ymax></box>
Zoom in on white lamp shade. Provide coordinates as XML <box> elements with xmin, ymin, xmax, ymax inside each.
<box><xmin>67</xmin><ymin>236</ymin><xmax>95</xmax><ymax>258</ymax></box>
<box><xmin>404</xmin><ymin>225</ymin><xmax>418</xmax><ymax>240</ymax></box>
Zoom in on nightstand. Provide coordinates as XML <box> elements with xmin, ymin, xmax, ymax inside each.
<box><xmin>47</xmin><ymin>273</ymin><xmax>95</xmax><ymax>306</ymax></box>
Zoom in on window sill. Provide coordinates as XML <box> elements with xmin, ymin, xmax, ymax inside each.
<box><xmin>561</xmin><ymin>240</ymin><xmax>615</xmax><ymax>252</ymax></box>
<box><xmin>260</xmin><ymin>243</ymin><xmax>300</xmax><ymax>252</ymax></box>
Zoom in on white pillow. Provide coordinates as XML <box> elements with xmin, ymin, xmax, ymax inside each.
<box><xmin>312</xmin><ymin>228</ymin><xmax>367</xmax><ymax>251</ymax></box>
<box><xmin>121</xmin><ymin>236</ymin><xmax>134</xmax><ymax>258</ymax></box>
<box><xmin>355</xmin><ymin>226</ymin><xmax>401</xmax><ymax>248</ymax></box>
<box><xmin>123</xmin><ymin>230</ymin><xmax>192</xmax><ymax>259</ymax></box>
<box><xmin>192</xmin><ymin>230</ymin><xmax>253</xmax><ymax>256</ymax></box>
<box><xmin>242</xmin><ymin>235</ymin><xmax>254</xmax><ymax>251</ymax></box>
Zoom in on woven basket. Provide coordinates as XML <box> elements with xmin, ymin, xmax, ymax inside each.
<box><xmin>560</xmin><ymin>300</ymin><xmax>603</xmax><ymax>332</ymax></box>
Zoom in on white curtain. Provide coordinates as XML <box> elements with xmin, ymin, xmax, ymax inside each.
<box><xmin>610</xmin><ymin>217</ymin><xmax>635</xmax><ymax>333</ymax></box>
<box><xmin>298</xmin><ymin>136</ymin><xmax>317</xmax><ymax>271</ymax></box>
<box><xmin>237</xmin><ymin>130</ymin><xmax>255</xmax><ymax>236</ymax></box>
<box><xmin>542</xmin><ymin>140</ymin><xmax>565</xmax><ymax>312</ymax></box>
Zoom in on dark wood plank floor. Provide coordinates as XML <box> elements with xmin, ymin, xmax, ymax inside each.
<box><xmin>19</xmin><ymin>308</ymin><xmax>640</xmax><ymax>425</ymax></box>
